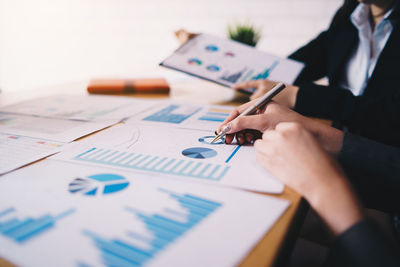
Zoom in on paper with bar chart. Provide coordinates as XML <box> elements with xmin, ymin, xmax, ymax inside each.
<box><xmin>0</xmin><ymin>133</ymin><xmax>65</xmax><ymax>175</ymax></box>
<box><xmin>53</xmin><ymin>124</ymin><xmax>284</xmax><ymax>193</ymax></box>
<box><xmin>160</xmin><ymin>33</ymin><xmax>304</xmax><ymax>88</ymax></box>
<box><xmin>0</xmin><ymin>160</ymin><xmax>290</xmax><ymax>267</ymax></box>
<box><xmin>127</xmin><ymin>102</ymin><xmax>235</xmax><ymax>131</ymax></box>
<box><xmin>0</xmin><ymin>94</ymin><xmax>159</xmax><ymax>122</ymax></box>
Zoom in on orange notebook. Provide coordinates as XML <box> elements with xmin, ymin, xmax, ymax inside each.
<box><xmin>87</xmin><ymin>78</ymin><xmax>170</xmax><ymax>94</ymax></box>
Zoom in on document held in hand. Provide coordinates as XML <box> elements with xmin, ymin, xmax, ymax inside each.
<box><xmin>160</xmin><ymin>33</ymin><xmax>304</xmax><ymax>89</ymax></box>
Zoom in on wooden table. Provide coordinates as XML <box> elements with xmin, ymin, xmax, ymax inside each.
<box><xmin>0</xmin><ymin>79</ymin><xmax>306</xmax><ymax>267</ymax></box>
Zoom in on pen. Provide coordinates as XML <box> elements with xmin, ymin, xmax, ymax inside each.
<box><xmin>211</xmin><ymin>82</ymin><xmax>286</xmax><ymax>144</ymax></box>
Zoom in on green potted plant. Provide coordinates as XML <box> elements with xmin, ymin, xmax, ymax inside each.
<box><xmin>228</xmin><ymin>23</ymin><xmax>261</xmax><ymax>47</ymax></box>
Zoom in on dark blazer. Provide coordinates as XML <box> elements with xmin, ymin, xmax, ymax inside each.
<box><xmin>288</xmin><ymin>1</ymin><xmax>400</xmax><ymax>147</ymax></box>
<box><xmin>338</xmin><ymin>132</ymin><xmax>400</xmax><ymax>213</ymax></box>
<box><xmin>325</xmin><ymin>220</ymin><xmax>400</xmax><ymax>267</ymax></box>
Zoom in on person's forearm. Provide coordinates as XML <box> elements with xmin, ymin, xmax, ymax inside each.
<box><xmin>299</xmin><ymin>116</ymin><xmax>344</xmax><ymax>156</ymax></box>
<box><xmin>306</xmin><ymin>170</ymin><xmax>364</xmax><ymax>235</ymax></box>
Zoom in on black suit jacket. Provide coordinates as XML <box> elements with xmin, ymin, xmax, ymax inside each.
<box><xmin>325</xmin><ymin>220</ymin><xmax>400</xmax><ymax>267</ymax></box>
<box><xmin>338</xmin><ymin>132</ymin><xmax>400</xmax><ymax>213</ymax></box>
<box><xmin>288</xmin><ymin>1</ymin><xmax>400</xmax><ymax>147</ymax></box>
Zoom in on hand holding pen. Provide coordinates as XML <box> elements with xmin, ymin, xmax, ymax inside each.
<box><xmin>212</xmin><ymin>83</ymin><xmax>286</xmax><ymax>145</ymax></box>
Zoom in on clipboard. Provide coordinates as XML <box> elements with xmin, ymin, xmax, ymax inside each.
<box><xmin>160</xmin><ymin>33</ymin><xmax>304</xmax><ymax>94</ymax></box>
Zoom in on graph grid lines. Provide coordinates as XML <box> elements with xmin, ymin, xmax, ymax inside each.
<box><xmin>73</xmin><ymin>147</ymin><xmax>230</xmax><ymax>181</ymax></box>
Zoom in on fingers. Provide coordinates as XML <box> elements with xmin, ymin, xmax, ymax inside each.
<box><xmin>227</xmin><ymin>114</ymin><xmax>268</xmax><ymax>134</ymax></box>
<box><xmin>233</xmin><ymin>79</ymin><xmax>276</xmax><ymax>100</ymax></box>
<box><xmin>245</xmin><ymin>131</ymin><xmax>254</xmax><ymax>143</ymax></box>
<box><xmin>250</xmin><ymin>87</ymin><xmax>267</xmax><ymax>100</ymax></box>
<box><xmin>254</xmin><ymin>131</ymin><xmax>276</xmax><ymax>153</ymax></box>
<box><xmin>218</xmin><ymin>108</ymin><xmax>240</xmax><ymax>133</ymax></box>
<box><xmin>174</xmin><ymin>29</ymin><xmax>198</xmax><ymax>44</ymax></box>
<box><xmin>225</xmin><ymin>130</ymin><xmax>261</xmax><ymax>145</ymax></box>
<box><xmin>225</xmin><ymin>134</ymin><xmax>235</xmax><ymax>144</ymax></box>
<box><xmin>236</xmin><ymin>131</ymin><xmax>245</xmax><ymax>145</ymax></box>
<box><xmin>217</xmin><ymin>99</ymin><xmax>258</xmax><ymax>133</ymax></box>
<box><xmin>233</xmin><ymin>80</ymin><xmax>264</xmax><ymax>91</ymax></box>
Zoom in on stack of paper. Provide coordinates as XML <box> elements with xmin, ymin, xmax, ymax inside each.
<box><xmin>0</xmin><ymin>94</ymin><xmax>159</xmax><ymax>174</ymax></box>
<box><xmin>0</xmin><ymin>160</ymin><xmax>290</xmax><ymax>267</ymax></box>
<box><xmin>0</xmin><ymin>94</ymin><xmax>292</xmax><ymax>267</ymax></box>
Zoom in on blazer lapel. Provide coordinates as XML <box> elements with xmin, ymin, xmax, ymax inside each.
<box><xmin>365</xmin><ymin>7</ymin><xmax>400</xmax><ymax>97</ymax></box>
<box><xmin>328</xmin><ymin>26</ymin><xmax>358</xmax><ymax>83</ymax></box>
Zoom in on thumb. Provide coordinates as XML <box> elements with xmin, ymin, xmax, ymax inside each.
<box><xmin>250</xmin><ymin>87</ymin><xmax>266</xmax><ymax>100</ymax></box>
<box><xmin>226</xmin><ymin>114</ymin><xmax>268</xmax><ymax>134</ymax></box>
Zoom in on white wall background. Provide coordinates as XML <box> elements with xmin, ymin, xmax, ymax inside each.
<box><xmin>0</xmin><ymin>0</ymin><xmax>343</xmax><ymax>92</ymax></box>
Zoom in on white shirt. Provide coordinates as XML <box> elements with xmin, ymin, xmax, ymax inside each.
<box><xmin>340</xmin><ymin>3</ymin><xmax>394</xmax><ymax>96</ymax></box>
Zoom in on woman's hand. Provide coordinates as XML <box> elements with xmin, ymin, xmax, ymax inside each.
<box><xmin>175</xmin><ymin>29</ymin><xmax>198</xmax><ymax>45</ymax></box>
<box><xmin>234</xmin><ymin>79</ymin><xmax>299</xmax><ymax>107</ymax></box>
<box><xmin>254</xmin><ymin>122</ymin><xmax>364</xmax><ymax>235</ymax></box>
<box><xmin>217</xmin><ymin>100</ymin><xmax>344</xmax><ymax>156</ymax></box>
<box><xmin>217</xmin><ymin>100</ymin><xmax>303</xmax><ymax>145</ymax></box>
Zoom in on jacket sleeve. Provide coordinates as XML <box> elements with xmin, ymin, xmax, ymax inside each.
<box><xmin>288</xmin><ymin>30</ymin><xmax>331</xmax><ymax>84</ymax></box>
<box><xmin>325</xmin><ymin>220</ymin><xmax>400</xmax><ymax>267</ymax></box>
<box><xmin>338</xmin><ymin>132</ymin><xmax>400</xmax><ymax>212</ymax></box>
<box><xmin>294</xmin><ymin>83</ymin><xmax>400</xmax><ymax>146</ymax></box>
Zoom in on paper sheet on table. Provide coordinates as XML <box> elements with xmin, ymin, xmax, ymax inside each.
<box><xmin>0</xmin><ymin>94</ymin><xmax>159</xmax><ymax>122</ymax></box>
<box><xmin>126</xmin><ymin>101</ymin><xmax>235</xmax><ymax>131</ymax></box>
<box><xmin>53</xmin><ymin>124</ymin><xmax>284</xmax><ymax>193</ymax></box>
<box><xmin>0</xmin><ymin>113</ymin><xmax>114</xmax><ymax>143</ymax></box>
<box><xmin>0</xmin><ymin>160</ymin><xmax>289</xmax><ymax>267</ymax></box>
<box><xmin>161</xmin><ymin>33</ymin><xmax>304</xmax><ymax>88</ymax></box>
<box><xmin>0</xmin><ymin>133</ymin><xmax>64</xmax><ymax>175</ymax></box>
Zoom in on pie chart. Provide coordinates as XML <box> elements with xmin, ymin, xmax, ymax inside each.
<box><xmin>188</xmin><ymin>58</ymin><xmax>202</xmax><ymax>65</ymax></box>
<box><xmin>205</xmin><ymin>44</ymin><xmax>219</xmax><ymax>52</ymax></box>
<box><xmin>206</xmin><ymin>65</ymin><xmax>220</xmax><ymax>72</ymax></box>
<box><xmin>68</xmin><ymin>173</ymin><xmax>129</xmax><ymax>196</ymax></box>
<box><xmin>182</xmin><ymin>147</ymin><xmax>217</xmax><ymax>159</ymax></box>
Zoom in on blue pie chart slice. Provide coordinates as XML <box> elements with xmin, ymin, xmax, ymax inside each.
<box><xmin>182</xmin><ymin>147</ymin><xmax>217</xmax><ymax>159</ymax></box>
<box><xmin>69</xmin><ymin>173</ymin><xmax>129</xmax><ymax>196</ymax></box>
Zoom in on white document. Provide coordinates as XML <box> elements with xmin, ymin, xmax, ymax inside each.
<box><xmin>53</xmin><ymin>124</ymin><xmax>284</xmax><ymax>193</ymax></box>
<box><xmin>0</xmin><ymin>94</ymin><xmax>159</xmax><ymax>122</ymax></box>
<box><xmin>161</xmin><ymin>33</ymin><xmax>304</xmax><ymax>88</ymax></box>
<box><xmin>127</xmin><ymin>101</ymin><xmax>235</xmax><ymax>131</ymax></box>
<box><xmin>0</xmin><ymin>160</ymin><xmax>290</xmax><ymax>267</ymax></box>
<box><xmin>0</xmin><ymin>113</ymin><xmax>113</xmax><ymax>143</ymax></box>
<box><xmin>0</xmin><ymin>133</ymin><xmax>64</xmax><ymax>175</ymax></box>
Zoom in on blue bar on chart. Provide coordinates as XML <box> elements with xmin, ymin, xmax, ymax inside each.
<box><xmin>251</xmin><ymin>60</ymin><xmax>279</xmax><ymax>80</ymax></box>
<box><xmin>73</xmin><ymin>147</ymin><xmax>230</xmax><ymax>181</ymax></box>
<box><xmin>143</xmin><ymin>105</ymin><xmax>201</xmax><ymax>124</ymax></box>
<box><xmin>198</xmin><ymin>107</ymin><xmax>230</xmax><ymax>122</ymax></box>
<box><xmin>219</xmin><ymin>68</ymin><xmax>247</xmax><ymax>83</ymax></box>
<box><xmin>0</xmin><ymin>207</ymin><xmax>76</xmax><ymax>243</ymax></box>
<box><xmin>82</xmin><ymin>189</ymin><xmax>221</xmax><ymax>267</ymax></box>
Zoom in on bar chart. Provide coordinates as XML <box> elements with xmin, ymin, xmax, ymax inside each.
<box><xmin>73</xmin><ymin>147</ymin><xmax>230</xmax><ymax>181</ymax></box>
<box><xmin>197</xmin><ymin>107</ymin><xmax>230</xmax><ymax>122</ymax></box>
<box><xmin>82</xmin><ymin>189</ymin><xmax>221</xmax><ymax>267</ymax></box>
<box><xmin>143</xmin><ymin>105</ymin><xmax>201</xmax><ymax>124</ymax></box>
<box><xmin>251</xmin><ymin>60</ymin><xmax>279</xmax><ymax>80</ymax></box>
<box><xmin>0</xmin><ymin>207</ymin><xmax>75</xmax><ymax>243</ymax></box>
<box><xmin>219</xmin><ymin>68</ymin><xmax>247</xmax><ymax>83</ymax></box>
